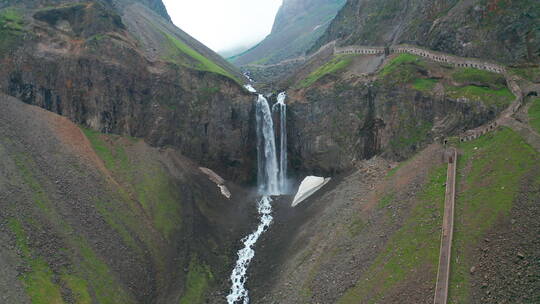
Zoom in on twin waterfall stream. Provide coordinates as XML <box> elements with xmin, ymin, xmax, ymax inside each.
<box><xmin>226</xmin><ymin>92</ymin><xmax>288</xmax><ymax>304</ymax></box>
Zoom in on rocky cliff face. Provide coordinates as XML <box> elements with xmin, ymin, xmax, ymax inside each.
<box><xmin>285</xmin><ymin>53</ymin><xmax>511</xmax><ymax>176</ymax></box>
<box><xmin>312</xmin><ymin>0</ymin><xmax>540</xmax><ymax>64</ymax></box>
<box><xmin>0</xmin><ymin>0</ymin><xmax>256</xmax><ymax>182</ymax></box>
<box><xmin>288</xmin><ymin>82</ymin><xmax>492</xmax><ymax>175</ymax></box>
<box><xmin>231</xmin><ymin>0</ymin><xmax>346</xmax><ymax>66</ymax></box>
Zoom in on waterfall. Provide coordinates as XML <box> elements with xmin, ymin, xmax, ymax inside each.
<box><xmin>272</xmin><ymin>92</ymin><xmax>288</xmax><ymax>192</ymax></box>
<box><xmin>255</xmin><ymin>94</ymin><xmax>280</xmax><ymax>195</ymax></box>
<box><xmin>227</xmin><ymin>92</ymin><xmax>288</xmax><ymax>304</ymax></box>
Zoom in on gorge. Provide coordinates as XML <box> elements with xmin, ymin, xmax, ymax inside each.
<box><xmin>0</xmin><ymin>0</ymin><xmax>539</xmax><ymax>303</ymax></box>
<box><xmin>228</xmin><ymin>92</ymin><xmax>289</xmax><ymax>303</ymax></box>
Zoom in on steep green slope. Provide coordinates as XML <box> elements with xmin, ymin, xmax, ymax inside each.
<box><xmin>449</xmin><ymin>127</ymin><xmax>540</xmax><ymax>303</ymax></box>
<box><xmin>231</xmin><ymin>0</ymin><xmax>346</xmax><ymax>66</ymax></box>
<box><xmin>0</xmin><ymin>94</ymin><xmax>255</xmax><ymax>303</ymax></box>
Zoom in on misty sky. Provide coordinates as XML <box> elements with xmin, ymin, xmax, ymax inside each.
<box><xmin>162</xmin><ymin>0</ymin><xmax>283</xmax><ymax>53</ymax></box>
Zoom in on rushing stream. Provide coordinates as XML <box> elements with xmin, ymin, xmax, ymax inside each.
<box><xmin>226</xmin><ymin>92</ymin><xmax>287</xmax><ymax>304</ymax></box>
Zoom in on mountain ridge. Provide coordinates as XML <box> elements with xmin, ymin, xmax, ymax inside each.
<box><xmin>230</xmin><ymin>0</ymin><xmax>346</xmax><ymax>66</ymax></box>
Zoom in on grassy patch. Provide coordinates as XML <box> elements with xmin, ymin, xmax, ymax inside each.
<box><xmin>528</xmin><ymin>98</ymin><xmax>540</xmax><ymax>134</ymax></box>
<box><xmin>445</xmin><ymin>85</ymin><xmax>514</xmax><ymax>108</ymax></box>
<box><xmin>380</xmin><ymin>54</ymin><xmax>421</xmax><ymax>77</ymax></box>
<box><xmin>134</xmin><ymin>169</ymin><xmax>182</xmax><ymax>239</ymax></box>
<box><xmin>347</xmin><ymin>217</ymin><xmax>366</xmax><ymax>237</ymax></box>
<box><xmin>452</xmin><ymin>67</ymin><xmax>506</xmax><ymax>89</ymax></box>
<box><xmin>511</xmin><ymin>66</ymin><xmax>540</xmax><ymax>83</ymax></box>
<box><xmin>412</xmin><ymin>78</ymin><xmax>438</xmax><ymax>92</ymax></box>
<box><xmin>179</xmin><ymin>256</ymin><xmax>214</xmax><ymax>304</ymax></box>
<box><xmin>94</xmin><ymin>202</ymin><xmax>139</xmax><ymax>252</ymax></box>
<box><xmin>296</xmin><ymin>55</ymin><xmax>353</xmax><ymax>88</ymax></box>
<box><xmin>77</xmin><ymin>240</ymin><xmax>134</xmax><ymax>304</ymax></box>
<box><xmin>449</xmin><ymin>127</ymin><xmax>539</xmax><ymax>303</ymax></box>
<box><xmin>0</xmin><ymin>8</ymin><xmax>25</xmax><ymax>53</ymax></box>
<box><xmin>163</xmin><ymin>32</ymin><xmax>240</xmax><ymax>84</ymax></box>
<box><xmin>377</xmin><ymin>192</ymin><xmax>395</xmax><ymax>209</ymax></box>
<box><xmin>63</xmin><ymin>275</ymin><xmax>92</xmax><ymax>304</ymax></box>
<box><xmin>8</xmin><ymin>219</ymin><xmax>65</xmax><ymax>304</ymax></box>
<box><xmin>390</xmin><ymin>121</ymin><xmax>432</xmax><ymax>150</ymax></box>
<box><xmin>378</xmin><ymin>54</ymin><xmax>427</xmax><ymax>85</ymax></box>
<box><xmin>81</xmin><ymin>126</ymin><xmax>182</xmax><ymax>239</ymax></box>
<box><xmin>339</xmin><ymin>164</ymin><xmax>446</xmax><ymax>303</ymax></box>
<box><xmin>13</xmin><ymin>155</ymin><xmax>50</xmax><ymax>212</ymax></box>
<box><xmin>81</xmin><ymin>127</ymin><xmax>130</xmax><ymax>173</ymax></box>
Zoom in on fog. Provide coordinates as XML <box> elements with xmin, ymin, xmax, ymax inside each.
<box><xmin>162</xmin><ymin>0</ymin><xmax>283</xmax><ymax>54</ymax></box>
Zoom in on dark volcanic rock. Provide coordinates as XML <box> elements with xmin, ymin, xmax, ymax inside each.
<box><xmin>0</xmin><ymin>0</ymin><xmax>256</xmax><ymax>183</ymax></box>
<box><xmin>287</xmin><ymin>76</ymin><xmax>496</xmax><ymax>176</ymax></box>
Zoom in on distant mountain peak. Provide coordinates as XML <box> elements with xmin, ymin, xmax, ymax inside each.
<box><xmin>231</xmin><ymin>0</ymin><xmax>346</xmax><ymax>66</ymax></box>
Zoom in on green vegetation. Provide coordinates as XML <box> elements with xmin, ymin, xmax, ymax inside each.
<box><xmin>81</xmin><ymin>127</ymin><xmax>130</xmax><ymax>172</ymax></box>
<box><xmin>9</xmin><ymin>216</ymin><xmax>133</xmax><ymax>304</ymax></box>
<box><xmin>0</xmin><ymin>8</ymin><xmax>23</xmax><ymax>29</ymax></box>
<box><xmin>8</xmin><ymin>219</ymin><xmax>65</xmax><ymax>304</ymax></box>
<box><xmin>452</xmin><ymin>67</ymin><xmax>506</xmax><ymax>89</ymax></box>
<box><xmin>379</xmin><ymin>54</ymin><xmax>427</xmax><ymax>85</ymax></box>
<box><xmin>347</xmin><ymin>217</ymin><xmax>365</xmax><ymax>237</ymax></box>
<box><xmin>377</xmin><ymin>192</ymin><xmax>395</xmax><ymax>209</ymax></box>
<box><xmin>179</xmin><ymin>256</ymin><xmax>214</xmax><ymax>304</ymax></box>
<box><xmin>134</xmin><ymin>169</ymin><xmax>182</xmax><ymax>238</ymax></box>
<box><xmin>511</xmin><ymin>66</ymin><xmax>540</xmax><ymax>83</ymax></box>
<box><xmin>412</xmin><ymin>78</ymin><xmax>438</xmax><ymax>92</ymax></box>
<box><xmin>380</xmin><ymin>54</ymin><xmax>420</xmax><ymax>77</ymax></box>
<box><xmin>445</xmin><ymin>85</ymin><xmax>514</xmax><ymax>108</ymax></box>
<box><xmin>389</xmin><ymin>121</ymin><xmax>432</xmax><ymax>150</ymax></box>
<box><xmin>77</xmin><ymin>240</ymin><xmax>133</xmax><ymax>304</ymax></box>
<box><xmin>81</xmin><ymin>126</ymin><xmax>181</xmax><ymax>239</ymax></box>
<box><xmin>63</xmin><ymin>275</ymin><xmax>92</xmax><ymax>304</ymax></box>
<box><xmin>0</xmin><ymin>8</ymin><xmax>25</xmax><ymax>53</ymax></box>
<box><xmin>13</xmin><ymin>155</ymin><xmax>50</xmax><ymax>212</ymax></box>
<box><xmin>449</xmin><ymin>127</ymin><xmax>539</xmax><ymax>303</ymax></box>
<box><xmin>86</xmin><ymin>34</ymin><xmax>108</xmax><ymax>42</ymax></box>
<box><xmin>339</xmin><ymin>164</ymin><xmax>446</xmax><ymax>304</ymax></box>
<box><xmin>528</xmin><ymin>98</ymin><xmax>540</xmax><ymax>134</ymax></box>
<box><xmin>296</xmin><ymin>55</ymin><xmax>353</xmax><ymax>88</ymax></box>
<box><xmin>163</xmin><ymin>32</ymin><xmax>240</xmax><ymax>84</ymax></box>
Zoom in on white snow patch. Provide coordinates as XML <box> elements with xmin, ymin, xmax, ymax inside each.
<box><xmin>199</xmin><ymin>167</ymin><xmax>231</xmax><ymax>199</ymax></box>
<box><xmin>244</xmin><ymin>84</ymin><xmax>257</xmax><ymax>93</ymax></box>
<box><xmin>292</xmin><ymin>176</ymin><xmax>331</xmax><ymax>207</ymax></box>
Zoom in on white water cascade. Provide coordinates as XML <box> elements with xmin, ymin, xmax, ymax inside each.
<box><xmin>255</xmin><ymin>94</ymin><xmax>280</xmax><ymax>195</ymax></box>
<box><xmin>226</xmin><ymin>93</ymin><xmax>288</xmax><ymax>304</ymax></box>
<box><xmin>272</xmin><ymin>92</ymin><xmax>288</xmax><ymax>192</ymax></box>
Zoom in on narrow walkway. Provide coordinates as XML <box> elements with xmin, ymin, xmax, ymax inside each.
<box><xmin>434</xmin><ymin>148</ymin><xmax>457</xmax><ymax>304</ymax></box>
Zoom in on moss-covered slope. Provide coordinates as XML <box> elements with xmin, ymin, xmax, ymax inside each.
<box><xmin>0</xmin><ymin>94</ymin><xmax>255</xmax><ymax>303</ymax></box>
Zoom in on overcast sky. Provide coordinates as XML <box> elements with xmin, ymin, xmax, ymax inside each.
<box><xmin>162</xmin><ymin>0</ymin><xmax>283</xmax><ymax>53</ymax></box>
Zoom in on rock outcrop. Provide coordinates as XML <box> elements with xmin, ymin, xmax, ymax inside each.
<box><xmin>0</xmin><ymin>0</ymin><xmax>256</xmax><ymax>182</ymax></box>
<box><xmin>312</xmin><ymin>0</ymin><xmax>540</xmax><ymax>65</ymax></box>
